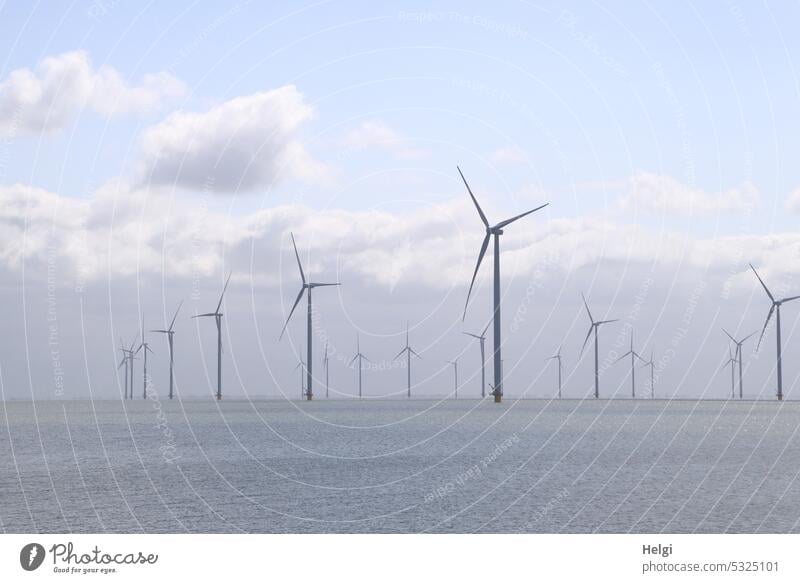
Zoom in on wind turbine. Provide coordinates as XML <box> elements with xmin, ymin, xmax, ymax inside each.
<box><xmin>721</xmin><ymin>347</ymin><xmax>738</xmax><ymax>399</ymax></box>
<box><xmin>323</xmin><ymin>342</ymin><xmax>330</xmax><ymax>398</ymax></box>
<box><xmin>137</xmin><ymin>315</ymin><xmax>154</xmax><ymax>399</ymax></box>
<box><xmin>280</xmin><ymin>233</ymin><xmax>340</xmax><ymax>401</ymax></box>
<box><xmin>118</xmin><ymin>339</ymin><xmax>130</xmax><ymax>399</ymax></box>
<box><xmin>580</xmin><ymin>293</ymin><xmax>618</xmax><ymax>399</ymax></box>
<box><xmin>294</xmin><ymin>355</ymin><xmax>306</xmax><ymax>399</ymax></box>
<box><xmin>127</xmin><ymin>334</ymin><xmax>138</xmax><ymax>400</ymax></box>
<box><xmin>751</xmin><ymin>263</ymin><xmax>800</xmax><ymax>401</ymax></box>
<box><xmin>463</xmin><ymin>322</ymin><xmax>490</xmax><ymax>398</ymax></box>
<box><xmin>349</xmin><ymin>334</ymin><xmax>370</xmax><ymax>398</ymax></box>
<box><xmin>722</xmin><ymin>328</ymin><xmax>756</xmax><ymax>400</ymax></box>
<box><xmin>394</xmin><ymin>322</ymin><xmax>421</xmax><ymax>398</ymax></box>
<box><xmin>151</xmin><ymin>301</ymin><xmax>182</xmax><ymax>400</ymax></box>
<box><xmin>193</xmin><ymin>273</ymin><xmax>232</xmax><ymax>401</ymax></box>
<box><xmin>614</xmin><ymin>332</ymin><xmax>645</xmax><ymax>398</ymax></box>
<box><xmin>448</xmin><ymin>358</ymin><xmax>459</xmax><ymax>399</ymax></box>
<box><xmin>459</xmin><ymin>166</ymin><xmax>549</xmax><ymax>403</ymax></box>
<box><xmin>545</xmin><ymin>346</ymin><xmax>563</xmax><ymax>399</ymax></box>
<box><xmin>640</xmin><ymin>349</ymin><xmax>656</xmax><ymax>399</ymax></box>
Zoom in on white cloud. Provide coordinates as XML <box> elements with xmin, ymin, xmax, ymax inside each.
<box><xmin>490</xmin><ymin>146</ymin><xmax>527</xmax><ymax>164</ymax></box>
<box><xmin>785</xmin><ymin>187</ymin><xmax>800</xmax><ymax>214</ymax></box>
<box><xmin>0</xmin><ymin>50</ymin><xmax>186</xmax><ymax>135</ymax></box>
<box><xmin>343</xmin><ymin>120</ymin><xmax>427</xmax><ymax>160</ymax></box>
<box><xmin>617</xmin><ymin>172</ymin><xmax>759</xmax><ymax>216</ymax></box>
<box><xmin>138</xmin><ymin>85</ymin><xmax>331</xmax><ymax>193</ymax></box>
<box><xmin>1</xmin><ymin>179</ymin><xmax>798</xmax><ymax>297</ymax></box>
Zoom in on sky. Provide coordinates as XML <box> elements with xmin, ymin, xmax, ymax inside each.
<box><xmin>1</xmin><ymin>0</ymin><xmax>800</xmax><ymax>401</ymax></box>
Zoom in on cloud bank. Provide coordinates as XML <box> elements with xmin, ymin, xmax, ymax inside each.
<box><xmin>0</xmin><ymin>50</ymin><xmax>186</xmax><ymax>135</ymax></box>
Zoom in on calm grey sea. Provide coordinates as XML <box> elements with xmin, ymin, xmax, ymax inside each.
<box><xmin>1</xmin><ymin>398</ymin><xmax>799</xmax><ymax>533</ymax></box>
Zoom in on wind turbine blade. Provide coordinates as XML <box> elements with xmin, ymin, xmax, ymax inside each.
<box><xmin>215</xmin><ymin>272</ymin><xmax>232</xmax><ymax>314</ymax></box>
<box><xmin>168</xmin><ymin>300</ymin><xmax>183</xmax><ymax>332</ymax></box>
<box><xmin>393</xmin><ymin>347</ymin><xmax>407</xmax><ymax>361</ymax></box>
<box><xmin>290</xmin><ymin>232</ymin><xmax>306</xmax><ymax>285</ymax></box>
<box><xmin>118</xmin><ymin>359</ymin><xmax>125</xmax><ymax>369</ymax></box>
<box><xmin>348</xmin><ymin>354</ymin><xmax>358</xmax><ymax>367</ymax></box>
<box><xmin>749</xmin><ymin>263</ymin><xmax>774</xmax><ymax>302</ymax></box>
<box><xmin>410</xmin><ymin>348</ymin><xmax>422</xmax><ymax>359</ymax></box>
<box><xmin>463</xmin><ymin>332</ymin><xmax>482</xmax><ymax>339</ymax></box>
<box><xmin>580</xmin><ymin>325</ymin><xmax>593</xmax><ymax>356</ymax></box>
<box><xmin>457</xmin><ymin>166</ymin><xmax>488</xmax><ymax>227</ymax></box>
<box><xmin>722</xmin><ymin>328</ymin><xmax>736</xmax><ymax>343</ymax></box>
<box><xmin>613</xmin><ymin>351</ymin><xmax>632</xmax><ymax>364</ymax></box>
<box><xmin>134</xmin><ymin>344</ymin><xmax>143</xmax><ymax>355</ymax></box>
<box><xmin>192</xmin><ymin>313</ymin><xmax>217</xmax><ymax>318</ymax></box>
<box><xmin>757</xmin><ymin>304</ymin><xmax>775</xmax><ymax>350</ymax></box>
<box><xmin>781</xmin><ymin>294</ymin><xmax>800</xmax><ymax>303</ymax></box>
<box><xmin>494</xmin><ymin>203</ymin><xmax>549</xmax><ymax>229</ymax></box>
<box><xmin>598</xmin><ymin>319</ymin><xmax>619</xmax><ymax>325</ymax></box>
<box><xmin>279</xmin><ymin>287</ymin><xmax>306</xmax><ymax>339</ymax></box>
<box><xmin>150</xmin><ymin>329</ymin><xmax>169</xmax><ymax>334</ymax></box>
<box><xmin>481</xmin><ymin>321</ymin><xmax>490</xmax><ymax>337</ymax></box>
<box><xmin>463</xmin><ymin>232</ymin><xmax>491</xmax><ymax>319</ymax></box>
<box><xmin>311</xmin><ymin>282</ymin><xmax>340</xmax><ymax>287</ymax></box>
<box><xmin>129</xmin><ymin>333</ymin><xmax>139</xmax><ymax>351</ymax></box>
<box><xmin>581</xmin><ymin>292</ymin><xmax>594</xmax><ymax>323</ymax></box>
<box><xmin>741</xmin><ymin>330</ymin><xmax>757</xmax><ymax>344</ymax></box>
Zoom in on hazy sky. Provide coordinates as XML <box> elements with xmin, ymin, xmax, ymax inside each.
<box><xmin>1</xmin><ymin>1</ymin><xmax>800</xmax><ymax>401</ymax></box>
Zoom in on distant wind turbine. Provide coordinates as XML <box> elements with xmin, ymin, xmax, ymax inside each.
<box><xmin>280</xmin><ymin>233</ymin><xmax>340</xmax><ymax>401</ymax></box>
<box><xmin>294</xmin><ymin>355</ymin><xmax>306</xmax><ymax>399</ymax></box>
<box><xmin>545</xmin><ymin>346</ymin><xmax>563</xmax><ymax>399</ymax></box>
<box><xmin>137</xmin><ymin>315</ymin><xmax>154</xmax><ymax>399</ymax></box>
<box><xmin>614</xmin><ymin>332</ymin><xmax>645</xmax><ymax>398</ymax></box>
<box><xmin>448</xmin><ymin>358</ymin><xmax>459</xmax><ymax>399</ymax></box>
<box><xmin>394</xmin><ymin>322</ymin><xmax>421</xmax><ymax>398</ymax></box>
<box><xmin>722</xmin><ymin>328</ymin><xmax>756</xmax><ymax>400</ymax></box>
<box><xmin>580</xmin><ymin>293</ymin><xmax>618</xmax><ymax>399</ymax></box>
<box><xmin>118</xmin><ymin>339</ymin><xmax>130</xmax><ymax>400</ymax></box>
<box><xmin>640</xmin><ymin>349</ymin><xmax>656</xmax><ymax>399</ymax></box>
<box><xmin>463</xmin><ymin>322</ymin><xmax>490</xmax><ymax>398</ymax></box>
<box><xmin>750</xmin><ymin>263</ymin><xmax>800</xmax><ymax>401</ymax></box>
<box><xmin>721</xmin><ymin>347</ymin><xmax>738</xmax><ymax>399</ymax></box>
<box><xmin>151</xmin><ymin>301</ymin><xmax>182</xmax><ymax>400</ymax></box>
<box><xmin>323</xmin><ymin>342</ymin><xmax>330</xmax><ymax>398</ymax></box>
<box><xmin>193</xmin><ymin>273</ymin><xmax>232</xmax><ymax>400</ymax></box>
<box><xmin>459</xmin><ymin>166</ymin><xmax>549</xmax><ymax>403</ymax></box>
<box><xmin>349</xmin><ymin>334</ymin><xmax>370</xmax><ymax>398</ymax></box>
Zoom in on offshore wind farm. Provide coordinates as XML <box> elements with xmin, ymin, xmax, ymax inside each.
<box><xmin>5</xmin><ymin>2</ymin><xmax>800</xmax><ymax>540</ymax></box>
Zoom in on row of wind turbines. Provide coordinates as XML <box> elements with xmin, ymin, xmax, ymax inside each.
<box><xmin>117</xmin><ymin>168</ymin><xmax>795</xmax><ymax>403</ymax></box>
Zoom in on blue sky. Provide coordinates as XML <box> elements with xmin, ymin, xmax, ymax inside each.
<box><xmin>2</xmin><ymin>1</ymin><xmax>800</xmax><ymax>400</ymax></box>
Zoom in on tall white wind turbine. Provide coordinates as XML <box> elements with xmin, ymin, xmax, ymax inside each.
<box><xmin>151</xmin><ymin>301</ymin><xmax>182</xmax><ymax>399</ymax></box>
<box><xmin>545</xmin><ymin>346</ymin><xmax>564</xmax><ymax>399</ymax></box>
<box><xmin>750</xmin><ymin>263</ymin><xmax>800</xmax><ymax>401</ymax></box>
<box><xmin>349</xmin><ymin>334</ymin><xmax>370</xmax><ymax>398</ymax></box>
<box><xmin>459</xmin><ymin>166</ymin><xmax>548</xmax><ymax>403</ymax></box>
<box><xmin>722</xmin><ymin>328</ymin><xmax>756</xmax><ymax>400</ymax></box>
<box><xmin>394</xmin><ymin>322</ymin><xmax>421</xmax><ymax>398</ymax></box>
<box><xmin>280</xmin><ymin>233</ymin><xmax>340</xmax><ymax>401</ymax></box>
<box><xmin>463</xmin><ymin>322</ymin><xmax>490</xmax><ymax>398</ymax></box>
<box><xmin>193</xmin><ymin>273</ymin><xmax>232</xmax><ymax>400</ymax></box>
<box><xmin>580</xmin><ymin>293</ymin><xmax>618</xmax><ymax>399</ymax></box>
<box><xmin>614</xmin><ymin>332</ymin><xmax>645</xmax><ymax>398</ymax></box>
